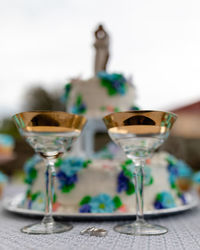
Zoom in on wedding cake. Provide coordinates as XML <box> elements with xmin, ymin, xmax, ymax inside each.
<box><xmin>21</xmin><ymin>25</ymin><xmax>192</xmax><ymax>214</ymax></box>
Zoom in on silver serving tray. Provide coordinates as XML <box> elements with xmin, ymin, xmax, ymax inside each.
<box><xmin>3</xmin><ymin>192</ymin><xmax>199</xmax><ymax>220</ymax></box>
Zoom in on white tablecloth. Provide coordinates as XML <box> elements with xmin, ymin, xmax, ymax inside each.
<box><xmin>1</xmin><ymin>185</ymin><xmax>200</xmax><ymax>250</ymax></box>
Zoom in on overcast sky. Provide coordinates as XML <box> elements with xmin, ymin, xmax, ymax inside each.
<box><xmin>0</xmin><ymin>0</ymin><xmax>200</xmax><ymax>117</ymax></box>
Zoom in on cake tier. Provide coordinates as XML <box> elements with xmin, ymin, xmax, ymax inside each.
<box><xmin>66</xmin><ymin>75</ymin><xmax>136</xmax><ymax>119</ymax></box>
<box><xmin>22</xmin><ymin>151</ymin><xmax>192</xmax><ymax>213</ymax></box>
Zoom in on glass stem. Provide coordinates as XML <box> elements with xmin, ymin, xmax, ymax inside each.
<box><xmin>42</xmin><ymin>158</ymin><xmax>55</xmax><ymax>225</ymax></box>
<box><xmin>133</xmin><ymin>160</ymin><xmax>145</xmax><ymax>223</ymax></box>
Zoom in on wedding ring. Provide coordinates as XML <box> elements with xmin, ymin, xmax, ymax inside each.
<box><xmin>80</xmin><ymin>227</ymin><xmax>107</xmax><ymax>237</ymax></box>
<box><xmin>80</xmin><ymin>227</ymin><xmax>95</xmax><ymax>235</ymax></box>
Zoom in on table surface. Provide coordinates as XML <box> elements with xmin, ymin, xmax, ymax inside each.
<box><xmin>1</xmin><ymin>185</ymin><xmax>200</xmax><ymax>250</ymax></box>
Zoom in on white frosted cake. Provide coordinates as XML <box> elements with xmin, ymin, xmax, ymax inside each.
<box><xmin>65</xmin><ymin>73</ymin><xmax>136</xmax><ymax>119</ymax></box>
<box><xmin>22</xmin><ymin>151</ymin><xmax>192</xmax><ymax>213</ymax></box>
<box><xmin>21</xmin><ymin>25</ymin><xmax>193</xmax><ymax>214</ymax></box>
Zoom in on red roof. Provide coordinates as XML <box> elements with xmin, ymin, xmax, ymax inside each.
<box><xmin>171</xmin><ymin>100</ymin><xmax>200</xmax><ymax>114</ymax></box>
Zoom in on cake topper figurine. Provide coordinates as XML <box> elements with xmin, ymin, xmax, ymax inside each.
<box><xmin>94</xmin><ymin>24</ymin><xmax>110</xmax><ymax>75</ymax></box>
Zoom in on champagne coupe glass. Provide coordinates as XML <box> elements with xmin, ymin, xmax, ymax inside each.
<box><xmin>103</xmin><ymin>110</ymin><xmax>177</xmax><ymax>236</ymax></box>
<box><xmin>13</xmin><ymin>111</ymin><xmax>86</xmax><ymax>234</ymax></box>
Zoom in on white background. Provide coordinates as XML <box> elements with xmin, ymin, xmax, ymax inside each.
<box><xmin>0</xmin><ymin>0</ymin><xmax>200</xmax><ymax>117</ymax></box>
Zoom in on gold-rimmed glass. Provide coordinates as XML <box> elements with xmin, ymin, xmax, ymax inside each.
<box><xmin>103</xmin><ymin>110</ymin><xmax>177</xmax><ymax>236</ymax></box>
<box><xmin>13</xmin><ymin>111</ymin><xmax>86</xmax><ymax>234</ymax></box>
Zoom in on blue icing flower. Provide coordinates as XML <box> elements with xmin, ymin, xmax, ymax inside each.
<box><xmin>57</xmin><ymin>171</ymin><xmax>77</xmax><ymax>188</ymax></box>
<box><xmin>129</xmin><ymin>106</ymin><xmax>140</xmax><ymax>111</ymax></box>
<box><xmin>193</xmin><ymin>172</ymin><xmax>200</xmax><ymax>183</ymax></box>
<box><xmin>0</xmin><ymin>171</ymin><xmax>8</xmax><ymax>183</ymax></box>
<box><xmin>120</xmin><ymin>160</ymin><xmax>153</xmax><ymax>187</ymax></box>
<box><xmin>89</xmin><ymin>193</ymin><xmax>115</xmax><ymax>213</ymax></box>
<box><xmin>70</xmin><ymin>94</ymin><xmax>87</xmax><ymax>114</ymax></box>
<box><xmin>0</xmin><ymin>134</ymin><xmax>14</xmax><ymax>147</ymax></box>
<box><xmin>154</xmin><ymin>200</ymin><xmax>163</xmax><ymax>209</ymax></box>
<box><xmin>31</xmin><ymin>192</ymin><xmax>45</xmax><ymax>211</ymax></box>
<box><xmin>179</xmin><ymin>194</ymin><xmax>187</xmax><ymax>205</ymax></box>
<box><xmin>117</xmin><ymin>171</ymin><xmax>129</xmax><ymax>193</ymax></box>
<box><xmin>167</xmin><ymin>157</ymin><xmax>192</xmax><ymax>188</ymax></box>
<box><xmin>97</xmin><ymin>71</ymin><xmax>127</xmax><ymax>96</ymax></box>
<box><xmin>176</xmin><ymin>160</ymin><xmax>192</xmax><ymax>178</ymax></box>
<box><xmin>70</xmin><ymin>104</ymin><xmax>86</xmax><ymax>115</ymax></box>
<box><xmin>166</xmin><ymin>154</ymin><xmax>178</xmax><ymax>165</ymax></box>
<box><xmin>70</xmin><ymin>106</ymin><xmax>78</xmax><ymax>114</ymax></box>
<box><xmin>59</xmin><ymin>157</ymin><xmax>85</xmax><ymax>177</ymax></box>
<box><xmin>154</xmin><ymin>191</ymin><xmax>176</xmax><ymax>209</ymax></box>
<box><xmin>167</xmin><ymin>164</ymin><xmax>178</xmax><ymax>176</ymax></box>
<box><xmin>79</xmin><ymin>204</ymin><xmax>91</xmax><ymax>213</ymax></box>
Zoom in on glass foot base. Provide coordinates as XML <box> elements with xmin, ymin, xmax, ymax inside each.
<box><xmin>21</xmin><ymin>221</ymin><xmax>73</xmax><ymax>234</ymax></box>
<box><xmin>114</xmin><ymin>220</ymin><xmax>168</xmax><ymax>236</ymax></box>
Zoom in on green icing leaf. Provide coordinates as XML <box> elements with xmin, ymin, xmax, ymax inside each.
<box><xmin>76</xmin><ymin>94</ymin><xmax>82</xmax><ymax>106</ymax></box>
<box><xmin>124</xmin><ymin>169</ymin><xmax>133</xmax><ymax>178</ymax></box>
<box><xmin>121</xmin><ymin>163</ymin><xmax>133</xmax><ymax>178</ymax></box>
<box><xmin>130</xmin><ymin>106</ymin><xmax>140</xmax><ymax>111</ymax></box>
<box><xmin>53</xmin><ymin>193</ymin><xmax>57</xmax><ymax>203</ymax></box>
<box><xmin>108</xmin><ymin>87</ymin><xmax>117</xmax><ymax>96</ymax></box>
<box><xmin>113</xmin><ymin>196</ymin><xmax>122</xmax><ymax>209</ymax></box>
<box><xmin>31</xmin><ymin>192</ymin><xmax>41</xmax><ymax>201</ymax></box>
<box><xmin>24</xmin><ymin>178</ymin><xmax>31</xmax><ymax>185</ymax></box>
<box><xmin>62</xmin><ymin>184</ymin><xmax>75</xmax><ymax>193</ymax></box>
<box><xmin>24</xmin><ymin>168</ymin><xmax>38</xmax><ymax>184</ymax></box>
<box><xmin>149</xmin><ymin>176</ymin><xmax>154</xmax><ymax>185</ymax></box>
<box><xmin>79</xmin><ymin>196</ymin><xmax>91</xmax><ymax>205</ymax></box>
<box><xmin>65</xmin><ymin>83</ymin><xmax>72</xmax><ymax>97</ymax></box>
<box><xmin>125</xmin><ymin>159</ymin><xmax>132</xmax><ymax>165</ymax></box>
<box><xmin>171</xmin><ymin>182</ymin><xmax>177</xmax><ymax>189</ymax></box>
<box><xmin>126</xmin><ymin>181</ymin><xmax>135</xmax><ymax>195</ymax></box>
<box><xmin>55</xmin><ymin>158</ymin><xmax>63</xmax><ymax>167</ymax></box>
<box><xmin>29</xmin><ymin>168</ymin><xmax>37</xmax><ymax>179</ymax></box>
<box><xmin>101</xmin><ymin>79</ymin><xmax>117</xmax><ymax>96</ymax></box>
<box><xmin>101</xmin><ymin>79</ymin><xmax>108</xmax><ymax>87</ymax></box>
<box><xmin>156</xmin><ymin>193</ymin><xmax>162</xmax><ymax>202</ymax></box>
<box><xmin>83</xmin><ymin>160</ymin><xmax>92</xmax><ymax>168</ymax></box>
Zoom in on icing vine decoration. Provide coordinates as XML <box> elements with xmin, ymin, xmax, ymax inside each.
<box><xmin>55</xmin><ymin>157</ymin><xmax>91</xmax><ymax>193</ymax></box>
<box><xmin>129</xmin><ymin>106</ymin><xmax>140</xmax><ymax>111</ymax></box>
<box><xmin>61</xmin><ymin>83</ymin><xmax>72</xmax><ymax>103</ymax></box>
<box><xmin>25</xmin><ymin>190</ymin><xmax>59</xmax><ymax>211</ymax></box>
<box><xmin>166</xmin><ymin>154</ymin><xmax>192</xmax><ymax>190</ymax></box>
<box><xmin>70</xmin><ymin>94</ymin><xmax>87</xmax><ymax>114</ymax></box>
<box><xmin>97</xmin><ymin>71</ymin><xmax>127</xmax><ymax>96</ymax></box>
<box><xmin>117</xmin><ymin>159</ymin><xmax>154</xmax><ymax>195</ymax></box>
<box><xmin>154</xmin><ymin>191</ymin><xmax>176</xmax><ymax>209</ymax></box>
<box><xmin>79</xmin><ymin>193</ymin><xmax>123</xmax><ymax>213</ymax></box>
<box><xmin>24</xmin><ymin>155</ymin><xmax>42</xmax><ymax>185</ymax></box>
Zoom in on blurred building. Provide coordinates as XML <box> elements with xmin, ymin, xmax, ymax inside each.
<box><xmin>162</xmin><ymin>100</ymin><xmax>200</xmax><ymax>171</ymax></box>
<box><xmin>171</xmin><ymin>100</ymin><xmax>200</xmax><ymax>138</ymax></box>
